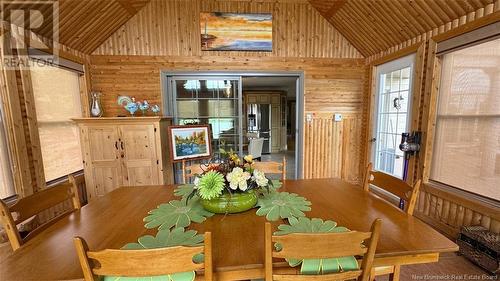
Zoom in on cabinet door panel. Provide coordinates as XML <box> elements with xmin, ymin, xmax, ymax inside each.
<box><xmin>86</xmin><ymin>127</ymin><xmax>121</xmax><ymax>199</ymax></box>
<box><xmin>120</xmin><ymin>125</ymin><xmax>158</xmax><ymax>186</ymax></box>
<box><xmin>271</xmin><ymin>104</ymin><xmax>281</xmax><ymax>152</ymax></box>
<box><xmin>92</xmin><ymin>164</ymin><xmax>121</xmax><ymax>197</ymax></box>
<box><xmin>258</xmin><ymin>94</ymin><xmax>270</xmax><ymax>103</ymax></box>
<box><xmin>246</xmin><ymin>95</ymin><xmax>257</xmax><ymax>103</ymax></box>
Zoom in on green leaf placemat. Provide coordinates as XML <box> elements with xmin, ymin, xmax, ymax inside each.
<box><xmin>174</xmin><ymin>184</ymin><xmax>196</xmax><ymax>200</ymax></box>
<box><xmin>274</xmin><ymin>217</ymin><xmax>358</xmax><ymax>275</ymax></box>
<box><xmin>256</xmin><ymin>192</ymin><xmax>311</xmax><ymax>221</ymax></box>
<box><xmin>104</xmin><ymin>228</ymin><xmax>205</xmax><ymax>281</ymax></box>
<box><xmin>269</xmin><ymin>180</ymin><xmax>282</xmax><ymax>190</ymax></box>
<box><xmin>144</xmin><ymin>199</ymin><xmax>214</xmax><ymax>230</ymax></box>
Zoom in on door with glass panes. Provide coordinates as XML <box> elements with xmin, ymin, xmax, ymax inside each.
<box><xmin>170</xmin><ymin>77</ymin><xmax>242</xmax><ymax>158</ymax></box>
<box><xmin>372</xmin><ymin>54</ymin><xmax>415</xmax><ymax>179</ymax></box>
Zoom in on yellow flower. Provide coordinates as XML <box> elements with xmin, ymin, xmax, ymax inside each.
<box><xmin>244</xmin><ymin>155</ymin><xmax>253</xmax><ymax>163</ymax></box>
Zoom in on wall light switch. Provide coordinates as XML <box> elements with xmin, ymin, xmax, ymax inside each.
<box><xmin>306</xmin><ymin>113</ymin><xmax>313</xmax><ymax>122</ymax></box>
<box><xmin>334</xmin><ymin>113</ymin><xmax>342</xmax><ymax>122</ymax></box>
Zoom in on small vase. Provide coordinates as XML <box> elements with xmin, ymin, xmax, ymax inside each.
<box><xmin>90</xmin><ymin>92</ymin><xmax>103</xmax><ymax>117</ymax></box>
<box><xmin>200</xmin><ymin>190</ymin><xmax>257</xmax><ymax>214</ymax></box>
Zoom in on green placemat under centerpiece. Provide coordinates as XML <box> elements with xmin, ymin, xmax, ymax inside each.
<box><xmin>256</xmin><ymin>191</ymin><xmax>311</xmax><ymax>221</ymax></box>
<box><xmin>144</xmin><ymin>199</ymin><xmax>214</xmax><ymax>230</ymax></box>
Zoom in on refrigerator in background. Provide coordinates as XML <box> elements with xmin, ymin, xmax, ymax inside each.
<box><xmin>247</xmin><ymin>104</ymin><xmax>271</xmax><ymax>154</ymax></box>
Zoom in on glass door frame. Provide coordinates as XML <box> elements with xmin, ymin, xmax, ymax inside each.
<box><xmin>161</xmin><ymin>71</ymin><xmax>305</xmax><ymax>179</ymax></box>
<box><xmin>372</xmin><ymin>53</ymin><xmax>416</xmax><ymax>179</ymax></box>
<box><xmin>166</xmin><ymin>75</ymin><xmax>244</xmax><ymax>155</ymax></box>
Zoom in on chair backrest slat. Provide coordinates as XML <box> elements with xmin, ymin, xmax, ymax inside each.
<box><xmin>0</xmin><ymin>182</ymin><xmax>80</xmax><ymax>251</ymax></box>
<box><xmin>265</xmin><ymin>219</ymin><xmax>382</xmax><ymax>281</ymax></box>
<box><xmin>252</xmin><ymin>157</ymin><xmax>286</xmax><ymax>181</ymax></box>
<box><xmin>10</xmin><ymin>183</ymin><xmax>76</xmax><ymax>223</ymax></box>
<box><xmin>369</xmin><ymin>171</ymin><xmax>412</xmax><ymax>200</ymax></box>
<box><xmin>362</xmin><ymin>162</ymin><xmax>421</xmax><ymax>215</ymax></box>
<box><xmin>272</xmin><ymin>232</ymin><xmax>370</xmax><ymax>259</ymax></box>
<box><xmin>182</xmin><ymin>161</ymin><xmax>218</xmax><ymax>184</ymax></box>
<box><xmin>74</xmin><ymin>232</ymin><xmax>213</xmax><ymax>281</ymax></box>
<box><xmin>89</xmin><ymin>246</ymin><xmax>205</xmax><ymax>276</ymax></box>
<box><xmin>68</xmin><ymin>174</ymin><xmax>86</xmax><ymax>206</ymax></box>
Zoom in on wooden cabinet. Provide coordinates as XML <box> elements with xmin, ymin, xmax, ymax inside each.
<box><xmin>73</xmin><ymin>117</ymin><xmax>173</xmax><ymax>201</ymax></box>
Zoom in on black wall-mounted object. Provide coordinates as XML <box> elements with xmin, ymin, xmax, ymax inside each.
<box><xmin>399</xmin><ymin>131</ymin><xmax>421</xmax><ymax>159</ymax></box>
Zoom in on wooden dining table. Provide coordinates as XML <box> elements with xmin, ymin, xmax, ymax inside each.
<box><xmin>0</xmin><ymin>179</ymin><xmax>458</xmax><ymax>280</ymax></box>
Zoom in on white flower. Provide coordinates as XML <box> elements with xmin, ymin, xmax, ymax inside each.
<box><xmin>252</xmin><ymin>169</ymin><xmax>269</xmax><ymax>187</ymax></box>
<box><xmin>226</xmin><ymin>167</ymin><xmax>251</xmax><ymax>191</ymax></box>
<box><xmin>193</xmin><ymin>177</ymin><xmax>200</xmax><ymax>189</ymax></box>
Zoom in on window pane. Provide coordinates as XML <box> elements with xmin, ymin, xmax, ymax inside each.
<box><xmin>431</xmin><ymin>38</ymin><xmax>500</xmax><ymax>201</ymax></box>
<box><xmin>30</xmin><ymin>63</ymin><xmax>83</xmax><ymax>182</ymax></box>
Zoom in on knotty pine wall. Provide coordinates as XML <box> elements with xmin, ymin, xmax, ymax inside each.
<box><xmin>366</xmin><ymin>3</ymin><xmax>500</xmax><ymax>238</ymax></box>
<box><xmin>89</xmin><ymin>0</ymin><xmax>367</xmax><ymax>182</ymax></box>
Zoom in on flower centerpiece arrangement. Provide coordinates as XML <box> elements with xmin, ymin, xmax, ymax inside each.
<box><xmin>187</xmin><ymin>149</ymin><xmax>274</xmax><ymax>214</ymax></box>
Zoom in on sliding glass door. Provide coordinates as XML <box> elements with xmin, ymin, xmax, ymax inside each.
<box><xmin>167</xmin><ymin>77</ymin><xmax>243</xmax><ymax>157</ymax></box>
<box><xmin>373</xmin><ymin>54</ymin><xmax>415</xmax><ymax>179</ymax></box>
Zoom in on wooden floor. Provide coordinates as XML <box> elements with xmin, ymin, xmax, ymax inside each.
<box><xmin>376</xmin><ymin>253</ymin><xmax>496</xmax><ymax>280</ymax></box>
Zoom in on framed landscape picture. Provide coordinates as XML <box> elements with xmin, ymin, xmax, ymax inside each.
<box><xmin>168</xmin><ymin>125</ymin><xmax>212</xmax><ymax>162</ymax></box>
<box><xmin>200</xmin><ymin>12</ymin><xmax>272</xmax><ymax>51</ymax></box>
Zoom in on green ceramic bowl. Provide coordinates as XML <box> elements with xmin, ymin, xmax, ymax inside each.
<box><xmin>200</xmin><ymin>191</ymin><xmax>258</xmax><ymax>214</ymax></box>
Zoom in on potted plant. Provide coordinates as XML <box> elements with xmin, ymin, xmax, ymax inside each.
<box><xmin>187</xmin><ymin>149</ymin><xmax>274</xmax><ymax>214</ymax></box>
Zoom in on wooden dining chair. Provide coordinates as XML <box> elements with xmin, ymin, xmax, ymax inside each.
<box><xmin>253</xmin><ymin>157</ymin><xmax>286</xmax><ymax>181</ymax></box>
<box><xmin>181</xmin><ymin>160</ymin><xmax>220</xmax><ymax>184</ymax></box>
<box><xmin>265</xmin><ymin>219</ymin><xmax>382</xmax><ymax>281</ymax></box>
<box><xmin>69</xmin><ymin>173</ymin><xmax>87</xmax><ymax>205</ymax></box>
<box><xmin>362</xmin><ymin>162</ymin><xmax>421</xmax><ymax>216</ymax></box>
<box><xmin>362</xmin><ymin>162</ymin><xmax>421</xmax><ymax>281</ymax></box>
<box><xmin>73</xmin><ymin>232</ymin><xmax>213</xmax><ymax>281</ymax></box>
<box><xmin>0</xmin><ymin>183</ymin><xmax>81</xmax><ymax>251</ymax></box>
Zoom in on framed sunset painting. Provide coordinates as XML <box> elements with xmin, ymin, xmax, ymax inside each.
<box><xmin>200</xmin><ymin>12</ymin><xmax>272</xmax><ymax>51</ymax></box>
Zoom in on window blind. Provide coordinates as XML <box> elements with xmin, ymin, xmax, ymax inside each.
<box><xmin>30</xmin><ymin>62</ymin><xmax>84</xmax><ymax>182</ymax></box>
<box><xmin>431</xmin><ymin>37</ymin><xmax>500</xmax><ymax>201</ymax></box>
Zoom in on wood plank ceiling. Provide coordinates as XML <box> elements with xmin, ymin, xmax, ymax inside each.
<box><xmin>2</xmin><ymin>0</ymin><xmax>150</xmax><ymax>54</ymax></box>
<box><xmin>3</xmin><ymin>0</ymin><xmax>495</xmax><ymax>56</ymax></box>
<box><xmin>308</xmin><ymin>0</ymin><xmax>495</xmax><ymax>57</ymax></box>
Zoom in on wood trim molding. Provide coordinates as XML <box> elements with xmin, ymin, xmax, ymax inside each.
<box><xmin>369</xmin><ymin>43</ymin><xmax>422</xmax><ymax>66</ymax></box>
<box><xmin>419</xmin><ymin>39</ymin><xmax>440</xmax><ymax>183</ymax></box>
<box><xmin>363</xmin><ymin>66</ymin><xmax>375</xmax><ymax>170</ymax></box>
<box><xmin>17</xmin><ymin>48</ymin><xmax>46</xmax><ymax>191</ymax></box>
<box><xmin>0</xmin><ymin>34</ymin><xmax>34</xmax><ymax>196</ymax></box>
<box><xmin>79</xmin><ymin>64</ymin><xmax>92</xmax><ymax>117</ymax></box>
<box><xmin>407</xmin><ymin>43</ymin><xmax>426</xmax><ymax>182</ymax></box>
<box><xmin>432</xmin><ymin>11</ymin><xmax>500</xmax><ymax>43</ymax></box>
